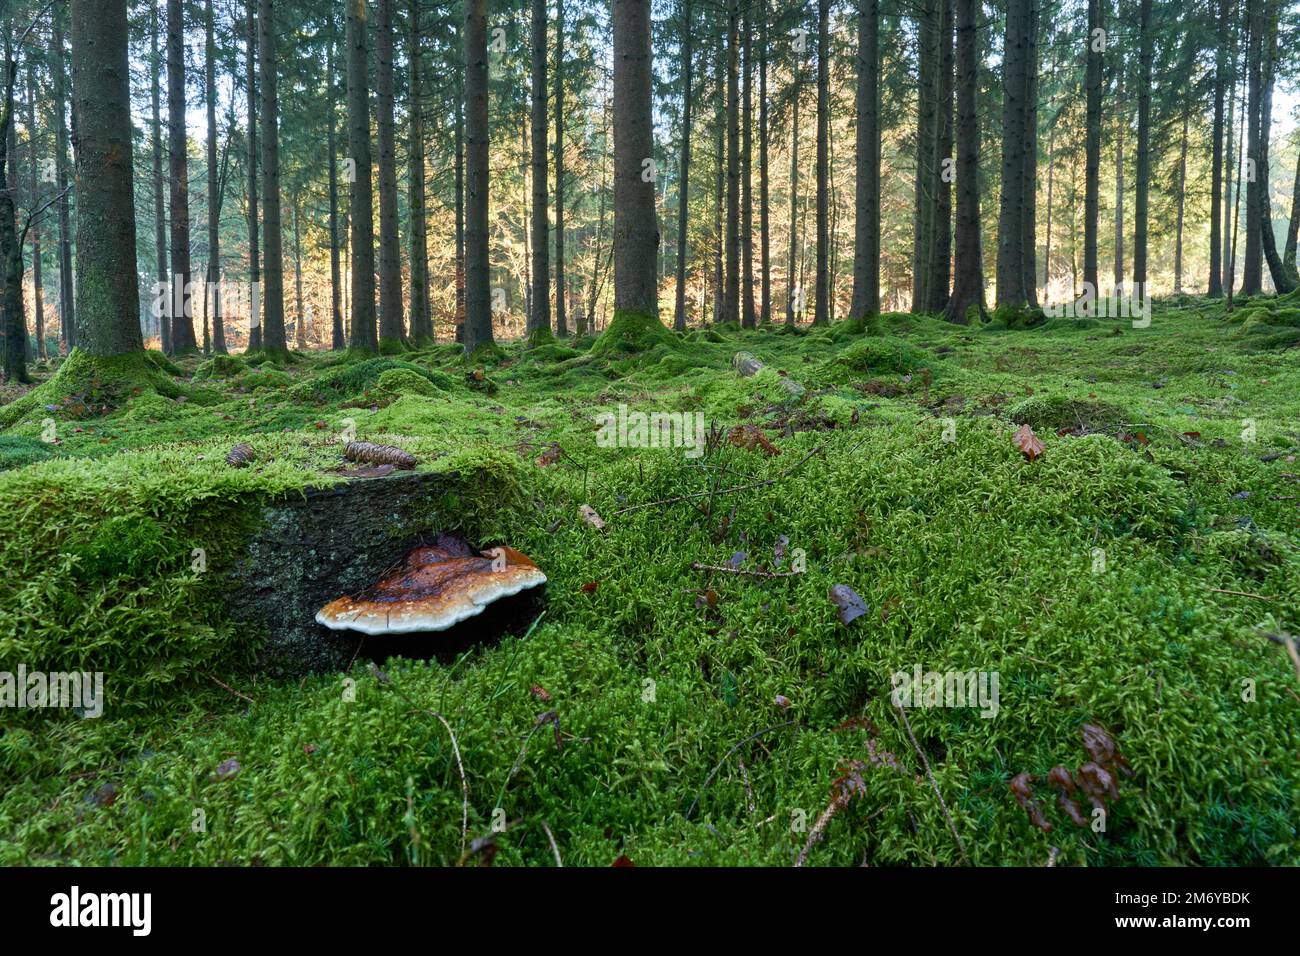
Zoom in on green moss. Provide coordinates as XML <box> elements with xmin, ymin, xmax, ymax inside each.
<box><xmin>193</xmin><ymin>354</ymin><xmax>248</xmax><ymax>381</ymax></box>
<box><xmin>1007</xmin><ymin>394</ymin><xmax>1134</xmax><ymax>435</ymax></box>
<box><xmin>0</xmin><ymin>350</ymin><xmax>183</xmax><ymax>430</ymax></box>
<box><xmin>146</xmin><ymin>350</ymin><xmax>186</xmax><ymax>377</ymax></box>
<box><xmin>287</xmin><ymin>358</ymin><xmax>444</xmax><ymax>403</ymax></box>
<box><xmin>0</xmin><ymin>434</ymin><xmax>59</xmax><ymax>471</ymax></box>
<box><xmin>591</xmin><ymin>309</ymin><xmax>679</xmax><ymax>356</ymax></box>
<box><xmin>827</xmin><ymin>336</ymin><xmax>935</xmax><ymax>377</ymax></box>
<box><xmin>234</xmin><ymin>368</ymin><xmax>292</xmax><ymax>391</ymax></box>
<box><xmin>376</xmin><ymin>367</ymin><xmax>447</xmax><ymax>397</ymax></box>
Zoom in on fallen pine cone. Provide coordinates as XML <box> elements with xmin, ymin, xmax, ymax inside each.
<box><xmin>344</xmin><ymin>440</ymin><xmax>417</xmax><ymax>470</ymax></box>
<box><xmin>226</xmin><ymin>443</ymin><xmax>256</xmax><ymax>468</ymax></box>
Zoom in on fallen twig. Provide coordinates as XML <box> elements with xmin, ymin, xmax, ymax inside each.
<box><xmin>690</xmin><ymin>561</ymin><xmax>802</xmax><ymax>578</ymax></box>
<box><xmin>894</xmin><ymin>703</ymin><xmax>970</xmax><ymax>865</ymax></box>
<box><xmin>685</xmin><ymin>720</ymin><xmax>798</xmax><ymax>819</ymax></box>
<box><xmin>1208</xmin><ymin>587</ymin><xmax>1276</xmax><ymax>602</ymax></box>
<box><xmin>203</xmin><ymin>672</ymin><xmax>254</xmax><ymax>705</ymax></box>
<box><xmin>539</xmin><ymin>820</ymin><xmax>563</xmax><ymax>867</ymax></box>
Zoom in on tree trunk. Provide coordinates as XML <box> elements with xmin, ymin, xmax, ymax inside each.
<box><xmin>293</xmin><ymin>198</ymin><xmax>305</xmax><ymax>348</ymax></box>
<box><xmin>257</xmin><ymin>0</ymin><xmax>288</xmax><ymax>355</ymax></box>
<box><xmin>1132</xmin><ymin>0</ymin><xmax>1152</xmax><ymax>294</ymax></box>
<box><xmin>1115</xmin><ymin>68</ymin><xmax>1125</xmax><ymax>295</ymax></box>
<box><xmin>167</xmin><ymin>0</ymin><xmax>197</xmax><ymax>353</ymax></box>
<box><xmin>1257</xmin><ymin>3</ymin><xmax>1292</xmax><ymax>293</ymax></box>
<box><xmin>927</xmin><ymin>0</ymin><xmax>954</xmax><ymax>313</ymax></box>
<box><xmin>1241</xmin><ymin>0</ymin><xmax>1263</xmax><ymax>296</ymax></box>
<box><xmin>813</xmin><ymin>0</ymin><xmax>829</xmax><ymax>325</ymax></box>
<box><xmin>741</xmin><ymin>5</ymin><xmax>755</xmax><ymax>329</ymax></box>
<box><xmin>463</xmin><ymin>0</ymin><xmax>495</xmax><ymax>354</ymax></box>
<box><xmin>327</xmin><ymin>19</ymin><xmax>344</xmax><ymax>349</ymax></box>
<box><xmin>1208</xmin><ymin>0</ymin><xmax>1228</xmax><ymax>295</ymax></box>
<box><xmin>1020</xmin><ymin>0</ymin><xmax>1039</xmax><ymax>308</ymax></box>
<box><xmin>205</xmin><ymin>0</ymin><xmax>226</xmax><ymax>355</ymax></box>
<box><xmin>347</xmin><ymin>0</ymin><xmax>378</xmax><ymax>351</ymax></box>
<box><xmin>758</xmin><ymin>2</ymin><xmax>771</xmax><ymax>323</ymax></box>
<box><xmin>849</xmin><ymin>0</ymin><xmax>880</xmax><ymax>320</ymax></box>
<box><xmin>53</xmin><ymin>0</ymin><xmax>74</xmax><ymax>352</ymax></box>
<box><xmin>724</xmin><ymin>0</ymin><xmax>740</xmax><ymax>325</ymax></box>
<box><xmin>672</xmin><ymin>0</ymin><xmax>693</xmax><ymax>332</ymax></box>
<box><xmin>713</xmin><ymin>33</ymin><xmax>725</xmax><ymax>326</ymax></box>
<box><xmin>1083</xmin><ymin>0</ymin><xmax>1102</xmax><ymax>303</ymax></box>
<box><xmin>1223</xmin><ymin>18</ymin><xmax>1240</xmax><ymax>294</ymax></box>
<box><xmin>25</xmin><ymin>60</ymin><xmax>45</xmax><ymax>360</ymax></box>
<box><xmin>995</xmin><ymin>0</ymin><xmax>1030</xmax><ymax>308</ymax></box>
<box><xmin>528</xmin><ymin>0</ymin><xmax>550</xmax><ymax>339</ymax></box>
<box><xmin>69</xmin><ymin>0</ymin><xmax>144</xmax><ymax>358</ymax></box>
<box><xmin>245</xmin><ymin>0</ymin><xmax>261</xmax><ymax>352</ymax></box>
<box><xmin>0</xmin><ymin>44</ymin><xmax>26</xmax><ymax>382</ymax></box>
<box><xmin>407</xmin><ymin>0</ymin><xmax>431</xmax><ymax>345</ymax></box>
<box><xmin>911</xmin><ymin>0</ymin><xmax>938</xmax><ymax>312</ymax></box>
<box><xmin>943</xmin><ymin>0</ymin><xmax>984</xmax><ymax>325</ymax></box>
<box><xmin>611</xmin><ymin>0</ymin><xmax>659</xmax><ymax>320</ymax></box>
<box><xmin>554</xmin><ymin>0</ymin><xmax>567</xmax><ymax>337</ymax></box>
<box><xmin>375</xmin><ymin>0</ymin><xmax>404</xmax><ymax>349</ymax></box>
<box><xmin>454</xmin><ymin>77</ymin><xmax>465</xmax><ymax>343</ymax></box>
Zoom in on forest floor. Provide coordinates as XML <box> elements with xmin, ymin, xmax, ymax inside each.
<box><xmin>1</xmin><ymin>296</ymin><xmax>1298</xmax><ymax>866</ymax></box>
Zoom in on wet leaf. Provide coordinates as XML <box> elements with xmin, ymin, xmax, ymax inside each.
<box><xmin>828</xmin><ymin>584</ymin><xmax>869</xmax><ymax>625</ymax></box>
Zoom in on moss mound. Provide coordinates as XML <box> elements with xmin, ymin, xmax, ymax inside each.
<box><xmin>830</xmin><ymin>336</ymin><xmax>935</xmax><ymax>377</ymax></box>
<box><xmin>1007</xmin><ymin>394</ymin><xmax>1134</xmax><ymax>435</ymax></box>
<box><xmin>287</xmin><ymin>357</ymin><xmax>444</xmax><ymax>403</ymax></box>
<box><xmin>0</xmin><ymin>350</ymin><xmax>184</xmax><ymax>430</ymax></box>
<box><xmin>193</xmin><ymin>354</ymin><xmax>248</xmax><ymax>381</ymax></box>
<box><xmin>0</xmin><ymin>434</ymin><xmax>59</xmax><ymax>471</ymax></box>
<box><xmin>234</xmin><ymin>368</ymin><xmax>292</xmax><ymax>391</ymax></box>
<box><xmin>146</xmin><ymin>350</ymin><xmax>187</xmax><ymax>377</ymax></box>
<box><xmin>591</xmin><ymin>310</ymin><xmax>679</xmax><ymax>356</ymax></box>
<box><xmin>375</xmin><ymin>367</ymin><xmax>450</xmax><ymax>397</ymax></box>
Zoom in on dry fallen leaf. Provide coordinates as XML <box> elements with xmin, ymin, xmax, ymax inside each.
<box><xmin>828</xmin><ymin>584</ymin><xmax>869</xmax><ymax>625</ymax></box>
<box><xmin>1012</xmin><ymin>423</ymin><xmax>1045</xmax><ymax>461</ymax></box>
<box><xmin>579</xmin><ymin>504</ymin><xmax>606</xmax><ymax>530</ymax></box>
<box><xmin>728</xmin><ymin>424</ymin><xmax>781</xmax><ymax>456</ymax></box>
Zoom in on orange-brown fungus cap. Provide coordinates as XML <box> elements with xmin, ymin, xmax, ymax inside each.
<box><xmin>315</xmin><ymin>536</ymin><xmax>546</xmax><ymax>635</ymax></box>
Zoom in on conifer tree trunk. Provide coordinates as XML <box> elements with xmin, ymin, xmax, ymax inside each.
<box><xmin>70</xmin><ymin>0</ymin><xmax>144</xmax><ymax>358</ymax></box>
<box><xmin>813</xmin><ymin>0</ymin><xmax>829</xmax><ymax>325</ymax></box>
<box><xmin>462</xmin><ymin>0</ymin><xmax>495</xmax><ymax>353</ymax></box>
<box><xmin>0</xmin><ymin>43</ymin><xmax>27</xmax><ymax>382</ymax></box>
<box><xmin>528</xmin><ymin>0</ymin><xmax>550</xmax><ymax>339</ymax></box>
<box><xmin>1257</xmin><ymin>3</ymin><xmax>1293</xmax><ymax>293</ymax></box>
<box><xmin>245</xmin><ymin>0</ymin><xmax>261</xmax><ymax>351</ymax></box>
<box><xmin>1208</xmin><ymin>0</ymin><xmax>1228</xmax><ymax>296</ymax></box>
<box><xmin>1174</xmin><ymin>105</ymin><xmax>1189</xmax><ymax>293</ymax></box>
<box><xmin>1083</xmin><ymin>0</ymin><xmax>1103</xmax><ymax>303</ymax></box>
<box><xmin>1020</xmin><ymin>0</ymin><xmax>1039</xmax><ymax>308</ymax></box>
<box><xmin>673</xmin><ymin>0</ymin><xmax>693</xmax><ymax>332</ymax></box>
<box><xmin>995</xmin><ymin>0</ymin><xmax>1030</xmax><ymax>308</ymax></box>
<box><xmin>347</xmin><ymin>0</ymin><xmax>378</xmax><ymax>351</ymax></box>
<box><xmin>258</xmin><ymin>0</ymin><xmax>288</xmax><ymax>355</ymax></box>
<box><xmin>407</xmin><ymin>0</ymin><xmax>431</xmax><ymax>344</ymax></box>
<box><xmin>926</xmin><ymin>0</ymin><xmax>954</xmax><ymax>313</ymax></box>
<box><xmin>911</xmin><ymin>0</ymin><xmax>938</xmax><ymax>312</ymax></box>
<box><xmin>758</xmin><ymin>1</ymin><xmax>771</xmax><ymax>323</ymax></box>
<box><xmin>849</xmin><ymin>0</ymin><xmax>880</xmax><ymax>320</ymax></box>
<box><xmin>724</xmin><ymin>0</ymin><xmax>739</xmax><ymax>325</ymax></box>
<box><xmin>25</xmin><ymin>60</ymin><xmax>45</xmax><ymax>360</ymax></box>
<box><xmin>943</xmin><ymin>0</ymin><xmax>985</xmax><ymax>325</ymax></box>
<box><xmin>1115</xmin><ymin>69</ymin><xmax>1125</xmax><ymax>294</ymax></box>
<box><xmin>375</xmin><ymin>0</ymin><xmax>404</xmax><ymax>349</ymax></box>
<box><xmin>53</xmin><ymin>0</ymin><xmax>74</xmax><ymax>352</ymax></box>
<box><xmin>785</xmin><ymin>55</ymin><xmax>799</xmax><ymax>327</ymax></box>
<box><xmin>327</xmin><ymin>19</ymin><xmax>344</xmax><ymax>348</ymax></box>
<box><xmin>741</xmin><ymin>5</ymin><xmax>754</xmax><ymax>329</ymax></box>
<box><xmin>205</xmin><ymin>0</ymin><xmax>226</xmax><ymax>354</ymax></box>
<box><xmin>1132</xmin><ymin>0</ymin><xmax>1152</xmax><ymax>295</ymax></box>
<box><xmin>167</xmin><ymin>0</ymin><xmax>197</xmax><ymax>353</ymax></box>
<box><xmin>554</xmin><ymin>0</ymin><xmax>568</xmax><ymax>337</ymax></box>
<box><xmin>1241</xmin><ymin>0</ymin><xmax>1263</xmax><ymax>296</ymax></box>
<box><xmin>611</xmin><ymin>0</ymin><xmax>659</xmax><ymax>321</ymax></box>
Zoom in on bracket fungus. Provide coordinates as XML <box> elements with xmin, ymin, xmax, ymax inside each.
<box><xmin>315</xmin><ymin>535</ymin><xmax>547</xmax><ymax>635</ymax></box>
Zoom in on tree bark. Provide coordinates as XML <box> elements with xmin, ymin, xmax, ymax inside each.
<box><xmin>327</xmin><ymin>18</ymin><xmax>344</xmax><ymax>348</ymax></box>
<box><xmin>672</xmin><ymin>0</ymin><xmax>693</xmax><ymax>332</ymax></box>
<box><xmin>53</xmin><ymin>0</ymin><xmax>74</xmax><ymax>352</ymax></box>
<box><xmin>245</xmin><ymin>0</ymin><xmax>261</xmax><ymax>351</ymax></box>
<box><xmin>1241</xmin><ymin>0</ymin><xmax>1263</xmax><ymax>296</ymax></box>
<box><xmin>611</xmin><ymin>0</ymin><xmax>659</xmax><ymax>319</ymax></box>
<box><xmin>724</xmin><ymin>0</ymin><xmax>739</xmax><ymax>325</ymax></box>
<box><xmin>943</xmin><ymin>0</ymin><xmax>985</xmax><ymax>325</ymax></box>
<box><xmin>911</xmin><ymin>0</ymin><xmax>938</xmax><ymax>312</ymax></box>
<box><xmin>813</xmin><ymin>0</ymin><xmax>829</xmax><ymax>325</ymax></box>
<box><xmin>758</xmin><ymin>1</ymin><xmax>771</xmax><ymax>324</ymax></box>
<box><xmin>786</xmin><ymin>50</ymin><xmax>799</xmax><ymax>326</ymax></box>
<box><xmin>849</xmin><ymin>0</ymin><xmax>880</xmax><ymax>320</ymax></box>
<box><xmin>1020</xmin><ymin>0</ymin><xmax>1039</xmax><ymax>308</ymax></box>
<box><xmin>69</xmin><ymin>0</ymin><xmax>143</xmax><ymax>358</ymax></box>
<box><xmin>167</xmin><ymin>0</ymin><xmax>197</xmax><ymax>353</ymax></box>
<box><xmin>347</xmin><ymin>0</ymin><xmax>378</xmax><ymax>351</ymax></box>
<box><xmin>1208</xmin><ymin>0</ymin><xmax>1228</xmax><ymax>295</ymax></box>
<box><xmin>1173</xmin><ymin>105</ymin><xmax>1189</xmax><ymax>293</ymax></box>
<box><xmin>407</xmin><ymin>0</ymin><xmax>431</xmax><ymax>344</ymax></box>
<box><xmin>375</xmin><ymin>0</ymin><xmax>404</xmax><ymax>349</ymax></box>
<box><xmin>257</xmin><ymin>0</ymin><xmax>287</xmax><ymax>355</ymax></box>
<box><xmin>462</xmin><ymin>0</ymin><xmax>495</xmax><ymax>353</ymax></box>
<box><xmin>528</xmin><ymin>0</ymin><xmax>550</xmax><ymax>338</ymax></box>
<box><xmin>926</xmin><ymin>0</ymin><xmax>954</xmax><ymax>313</ymax></box>
<box><xmin>1132</xmin><ymin>0</ymin><xmax>1152</xmax><ymax>294</ymax></box>
<box><xmin>1083</xmin><ymin>0</ymin><xmax>1102</xmax><ymax>303</ymax></box>
<box><xmin>0</xmin><ymin>41</ymin><xmax>27</xmax><ymax>382</ymax></box>
<box><xmin>995</xmin><ymin>0</ymin><xmax>1031</xmax><ymax>308</ymax></box>
<box><xmin>25</xmin><ymin>59</ymin><xmax>45</xmax><ymax>360</ymax></box>
<box><xmin>554</xmin><ymin>0</ymin><xmax>568</xmax><ymax>337</ymax></box>
<box><xmin>1257</xmin><ymin>2</ymin><xmax>1293</xmax><ymax>294</ymax></box>
<box><xmin>205</xmin><ymin>0</ymin><xmax>226</xmax><ymax>355</ymax></box>
<box><xmin>741</xmin><ymin>5</ymin><xmax>755</xmax><ymax>329</ymax></box>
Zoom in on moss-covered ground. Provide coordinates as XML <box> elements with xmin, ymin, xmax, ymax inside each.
<box><xmin>1</xmin><ymin>296</ymin><xmax>1297</xmax><ymax>866</ymax></box>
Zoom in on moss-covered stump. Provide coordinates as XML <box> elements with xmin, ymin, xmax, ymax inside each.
<box><xmin>227</xmin><ymin>470</ymin><xmax>460</xmax><ymax>676</ymax></box>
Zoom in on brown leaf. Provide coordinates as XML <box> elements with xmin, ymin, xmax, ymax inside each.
<box><xmin>535</xmin><ymin>443</ymin><xmax>561</xmax><ymax>467</ymax></box>
<box><xmin>1012</xmin><ymin>424</ymin><xmax>1045</xmax><ymax>461</ymax></box>
<box><xmin>727</xmin><ymin>424</ymin><xmax>781</xmax><ymax>456</ymax></box>
<box><xmin>530</xmin><ymin>685</ymin><xmax>552</xmax><ymax>702</ymax></box>
<box><xmin>611</xmin><ymin>854</ymin><xmax>635</xmax><ymax>867</ymax></box>
<box><xmin>580</xmin><ymin>581</ymin><xmax>599</xmax><ymax>594</ymax></box>
<box><xmin>1009</xmin><ymin>772</ymin><xmax>1052</xmax><ymax>832</ymax></box>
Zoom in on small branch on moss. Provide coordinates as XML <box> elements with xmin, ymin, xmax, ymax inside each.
<box><xmin>685</xmin><ymin>720</ymin><xmax>798</xmax><ymax>820</ymax></box>
<box><xmin>203</xmin><ymin>673</ymin><xmax>255</xmax><ymax>705</ymax></box>
<box><xmin>539</xmin><ymin>820</ymin><xmax>563</xmax><ymax>867</ymax></box>
<box><xmin>894</xmin><ymin>703</ymin><xmax>970</xmax><ymax>865</ymax></box>
<box><xmin>690</xmin><ymin>562</ymin><xmax>802</xmax><ymax>578</ymax></box>
<box><xmin>1208</xmin><ymin>587</ymin><xmax>1276</xmax><ymax>602</ymax></box>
